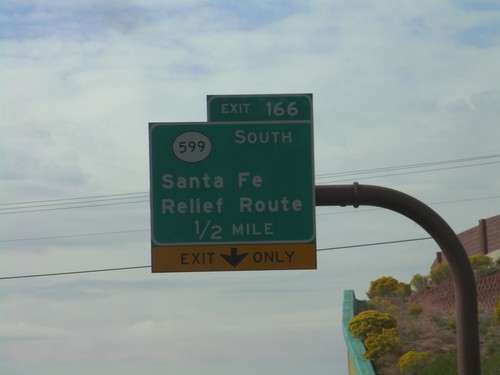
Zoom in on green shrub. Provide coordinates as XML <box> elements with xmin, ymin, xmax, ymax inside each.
<box><xmin>469</xmin><ymin>254</ymin><xmax>495</xmax><ymax>277</ymax></box>
<box><xmin>367</xmin><ymin>276</ymin><xmax>411</xmax><ymax>299</ymax></box>
<box><xmin>348</xmin><ymin>310</ymin><xmax>397</xmax><ymax>341</ymax></box>
<box><xmin>407</xmin><ymin>325</ymin><xmax>423</xmax><ymax>341</ymax></box>
<box><xmin>429</xmin><ymin>313</ymin><xmax>446</xmax><ymax>327</ymax></box>
<box><xmin>494</xmin><ymin>299</ymin><xmax>500</xmax><ymax>325</ymax></box>
<box><xmin>429</xmin><ymin>263</ymin><xmax>452</xmax><ymax>285</ymax></box>
<box><xmin>438</xmin><ymin>332</ymin><xmax>456</xmax><ymax>346</ymax></box>
<box><xmin>483</xmin><ymin>336</ymin><xmax>500</xmax><ymax>375</ymax></box>
<box><xmin>363</xmin><ymin>327</ymin><xmax>401</xmax><ymax>360</ymax></box>
<box><xmin>483</xmin><ymin>333</ymin><xmax>500</xmax><ymax>375</ymax></box>
<box><xmin>483</xmin><ymin>351</ymin><xmax>500</xmax><ymax>375</ymax></box>
<box><xmin>424</xmin><ymin>350</ymin><xmax>457</xmax><ymax>375</ymax></box>
<box><xmin>410</xmin><ymin>274</ymin><xmax>430</xmax><ymax>292</ymax></box>
<box><xmin>408</xmin><ymin>303</ymin><xmax>424</xmax><ymax>316</ymax></box>
<box><xmin>398</xmin><ymin>350</ymin><xmax>430</xmax><ymax>374</ymax></box>
<box><xmin>429</xmin><ymin>255</ymin><xmax>497</xmax><ymax>285</ymax></box>
<box><xmin>371</xmin><ymin>297</ymin><xmax>400</xmax><ymax>314</ymax></box>
<box><xmin>448</xmin><ymin>317</ymin><xmax>456</xmax><ymax>331</ymax></box>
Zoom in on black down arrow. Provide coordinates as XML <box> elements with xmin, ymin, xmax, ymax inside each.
<box><xmin>220</xmin><ymin>247</ymin><xmax>248</xmax><ymax>267</ymax></box>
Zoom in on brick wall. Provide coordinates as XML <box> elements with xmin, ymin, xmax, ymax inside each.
<box><xmin>409</xmin><ymin>273</ymin><xmax>500</xmax><ymax>314</ymax></box>
<box><xmin>433</xmin><ymin>214</ymin><xmax>500</xmax><ymax>267</ymax></box>
<box><xmin>487</xmin><ymin>216</ymin><xmax>500</xmax><ymax>253</ymax></box>
<box><xmin>458</xmin><ymin>227</ymin><xmax>480</xmax><ymax>256</ymax></box>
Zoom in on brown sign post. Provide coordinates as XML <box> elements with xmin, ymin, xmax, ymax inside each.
<box><xmin>316</xmin><ymin>183</ymin><xmax>480</xmax><ymax>375</ymax></box>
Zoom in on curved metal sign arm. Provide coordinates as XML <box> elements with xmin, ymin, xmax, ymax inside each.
<box><xmin>316</xmin><ymin>183</ymin><xmax>480</xmax><ymax>375</ymax></box>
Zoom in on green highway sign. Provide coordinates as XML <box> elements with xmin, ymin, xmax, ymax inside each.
<box><xmin>149</xmin><ymin>94</ymin><xmax>316</xmax><ymax>272</ymax></box>
<box><xmin>207</xmin><ymin>94</ymin><xmax>312</xmax><ymax>122</ymax></box>
<box><xmin>149</xmin><ymin>122</ymin><xmax>314</xmax><ymax>245</ymax></box>
<box><xmin>149</xmin><ymin>120</ymin><xmax>316</xmax><ymax>272</ymax></box>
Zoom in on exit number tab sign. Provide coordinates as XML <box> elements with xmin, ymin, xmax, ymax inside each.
<box><xmin>207</xmin><ymin>94</ymin><xmax>312</xmax><ymax>122</ymax></box>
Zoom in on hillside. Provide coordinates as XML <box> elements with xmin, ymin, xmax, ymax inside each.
<box><xmin>368</xmin><ymin>298</ymin><xmax>500</xmax><ymax>374</ymax></box>
<box><xmin>352</xmin><ymin>270</ymin><xmax>500</xmax><ymax>374</ymax></box>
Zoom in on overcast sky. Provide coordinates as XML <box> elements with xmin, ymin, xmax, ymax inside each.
<box><xmin>2</xmin><ymin>1</ymin><xmax>500</xmax><ymax>374</ymax></box>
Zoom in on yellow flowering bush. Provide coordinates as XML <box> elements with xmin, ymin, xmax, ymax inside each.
<box><xmin>429</xmin><ymin>263</ymin><xmax>452</xmax><ymax>285</ymax></box>
<box><xmin>363</xmin><ymin>327</ymin><xmax>401</xmax><ymax>360</ymax></box>
<box><xmin>367</xmin><ymin>276</ymin><xmax>411</xmax><ymax>299</ymax></box>
<box><xmin>398</xmin><ymin>350</ymin><xmax>430</xmax><ymax>374</ymax></box>
<box><xmin>407</xmin><ymin>303</ymin><xmax>424</xmax><ymax>316</ymax></box>
<box><xmin>348</xmin><ymin>310</ymin><xmax>397</xmax><ymax>341</ymax></box>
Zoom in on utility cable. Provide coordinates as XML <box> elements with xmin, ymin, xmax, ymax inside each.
<box><xmin>316</xmin><ymin>160</ymin><xmax>500</xmax><ymax>184</ymax></box>
<box><xmin>317</xmin><ymin>193</ymin><xmax>500</xmax><ymax>216</ymax></box>
<box><xmin>1</xmin><ymin>193</ymin><xmax>499</xmax><ymax>243</ymax></box>
<box><xmin>0</xmin><ymin>192</ymin><xmax>148</xmax><ymax>206</ymax></box>
<box><xmin>0</xmin><ymin>199</ymin><xmax>149</xmax><ymax>215</ymax></box>
<box><xmin>0</xmin><ymin>195</ymin><xmax>149</xmax><ymax>210</ymax></box>
<box><xmin>1</xmin><ymin>153</ymin><xmax>499</xmax><ymax>214</ymax></box>
<box><xmin>0</xmin><ymin>229</ymin><xmax>149</xmax><ymax>243</ymax></box>
<box><xmin>0</xmin><ymin>266</ymin><xmax>151</xmax><ymax>280</ymax></box>
<box><xmin>315</xmin><ymin>153</ymin><xmax>500</xmax><ymax>179</ymax></box>
<box><xmin>0</xmin><ymin>236</ymin><xmax>432</xmax><ymax>280</ymax></box>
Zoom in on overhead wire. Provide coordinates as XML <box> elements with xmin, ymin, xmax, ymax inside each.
<box><xmin>1</xmin><ymin>153</ymin><xmax>500</xmax><ymax>214</ymax></box>
<box><xmin>1</xmin><ymin>153</ymin><xmax>498</xmax><ymax>281</ymax></box>
<box><xmin>0</xmin><ymin>265</ymin><xmax>152</xmax><ymax>280</ymax></box>
<box><xmin>0</xmin><ymin>161</ymin><xmax>500</xmax><ymax>215</ymax></box>
<box><xmin>315</xmin><ymin>153</ymin><xmax>500</xmax><ymax>179</ymax></box>
<box><xmin>316</xmin><ymin>160</ymin><xmax>500</xmax><ymax>184</ymax></box>
<box><xmin>0</xmin><ymin>236</ymin><xmax>432</xmax><ymax>280</ymax></box>
<box><xmin>0</xmin><ymin>229</ymin><xmax>149</xmax><ymax>243</ymax></box>
<box><xmin>0</xmin><ymin>198</ymin><xmax>149</xmax><ymax>214</ymax></box>
<box><xmin>0</xmin><ymin>191</ymin><xmax>148</xmax><ymax>206</ymax></box>
<box><xmin>0</xmin><ymin>192</ymin><xmax>149</xmax><ymax>214</ymax></box>
<box><xmin>1</xmin><ymin>192</ymin><xmax>499</xmax><ymax>243</ymax></box>
<box><xmin>317</xmin><ymin>193</ymin><xmax>500</xmax><ymax>216</ymax></box>
<box><xmin>0</xmin><ymin>195</ymin><xmax>148</xmax><ymax>210</ymax></box>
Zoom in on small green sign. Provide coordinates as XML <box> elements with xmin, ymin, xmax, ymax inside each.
<box><xmin>207</xmin><ymin>94</ymin><xmax>312</xmax><ymax>122</ymax></box>
<box><xmin>149</xmin><ymin>121</ymin><xmax>315</xmax><ymax>246</ymax></box>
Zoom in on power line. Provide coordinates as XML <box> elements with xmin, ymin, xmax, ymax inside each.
<box><xmin>317</xmin><ymin>194</ymin><xmax>500</xmax><ymax>216</ymax></box>
<box><xmin>315</xmin><ymin>153</ymin><xmax>500</xmax><ymax>179</ymax></box>
<box><xmin>1</xmin><ymin>193</ymin><xmax>499</xmax><ymax>243</ymax></box>
<box><xmin>0</xmin><ymin>195</ymin><xmax>149</xmax><ymax>210</ymax></box>
<box><xmin>316</xmin><ymin>160</ymin><xmax>500</xmax><ymax>184</ymax></box>
<box><xmin>1</xmin><ymin>153</ymin><xmax>499</xmax><ymax>214</ymax></box>
<box><xmin>316</xmin><ymin>236</ymin><xmax>431</xmax><ymax>251</ymax></box>
<box><xmin>0</xmin><ymin>236</ymin><xmax>432</xmax><ymax>280</ymax></box>
<box><xmin>0</xmin><ymin>265</ymin><xmax>151</xmax><ymax>280</ymax></box>
<box><xmin>0</xmin><ymin>229</ymin><xmax>149</xmax><ymax>243</ymax></box>
<box><xmin>0</xmin><ymin>199</ymin><xmax>149</xmax><ymax>215</ymax></box>
<box><xmin>2</xmin><ymin>158</ymin><xmax>498</xmax><ymax>215</ymax></box>
<box><xmin>0</xmin><ymin>192</ymin><xmax>148</xmax><ymax>206</ymax></box>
